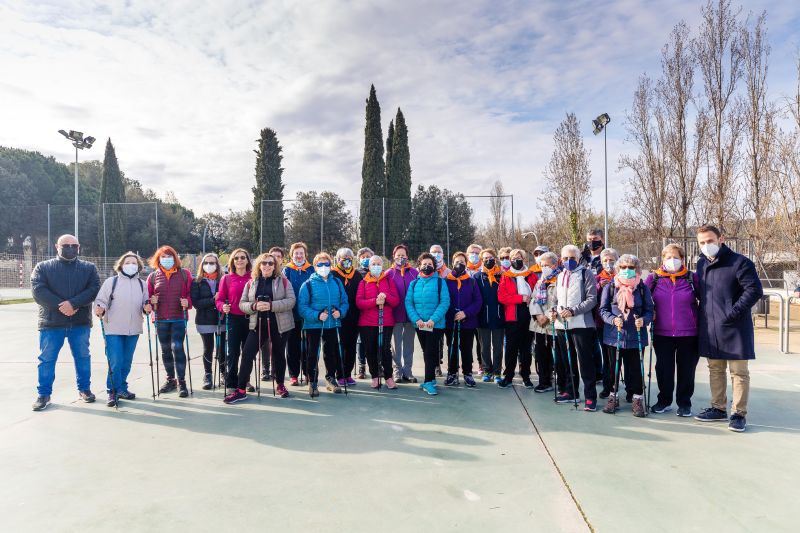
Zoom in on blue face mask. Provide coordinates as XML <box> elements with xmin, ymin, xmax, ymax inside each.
<box><xmin>619</xmin><ymin>268</ymin><xmax>637</xmax><ymax>279</ymax></box>
<box><xmin>360</xmin><ymin>258</ymin><xmax>370</xmax><ymax>269</ymax></box>
<box><xmin>159</xmin><ymin>256</ymin><xmax>175</xmax><ymax>270</ymax></box>
<box><xmin>340</xmin><ymin>259</ymin><xmax>353</xmax><ymax>270</ymax></box>
<box><xmin>564</xmin><ymin>258</ymin><xmax>578</xmax><ymax>271</ymax></box>
<box><xmin>500</xmin><ymin>259</ymin><xmax>511</xmax><ymax>269</ymax></box>
<box><xmin>369</xmin><ymin>265</ymin><xmax>383</xmax><ymax>277</ymax></box>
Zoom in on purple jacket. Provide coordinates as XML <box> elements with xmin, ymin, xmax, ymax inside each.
<box><xmin>644</xmin><ymin>272</ymin><xmax>699</xmax><ymax>337</ymax></box>
<box><xmin>386</xmin><ymin>265</ymin><xmax>418</xmax><ymax>323</ymax></box>
<box><xmin>445</xmin><ymin>276</ymin><xmax>483</xmax><ymax>330</ymax></box>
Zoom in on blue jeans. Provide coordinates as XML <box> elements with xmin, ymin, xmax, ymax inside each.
<box><xmin>37</xmin><ymin>326</ymin><xmax>92</xmax><ymax>396</ymax></box>
<box><xmin>104</xmin><ymin>334</ymin><xmax>139</xmax><ymax>394</ymax></box>
<box><xmin>156</xmin><ymin>320</ymin><xmax>187</xmax><ymax>380</ymax></box>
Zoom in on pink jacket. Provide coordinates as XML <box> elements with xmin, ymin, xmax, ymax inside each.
<box><xmin>215</xmin><ymin>271</ymin><xmax>251</xmax><ymax>315</ymax></box>
<box><xmin>356</xmin><ymin>275</ymin><xmax>401</xmax><ymax>327</ymax></box>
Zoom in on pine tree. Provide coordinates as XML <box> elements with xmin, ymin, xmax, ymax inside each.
<box><xmin>98</xmin><ymin>138</ymin><xmax>126</xmax><ymax>257</ymax></box>
<box><xmin>359</xmin><ymin>84</ymin><xmax>385</xmax><ymax>251</ymax></box>
<box><xmin>252</xmin><ymin>128</ymin><xmax>285</xmax><ymax>252</ymax></box>
<box><xmin>387</xmin><ymin>108</ymin><xmax>412</xmax><ymax>247</ymax></box>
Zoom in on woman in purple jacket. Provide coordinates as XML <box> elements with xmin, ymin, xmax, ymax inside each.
<box><xmin>644</xmin><ymin>243</ymin><xmax>700</xmax><ymax>417</ymax></box>
<box><xmin>444</xmin><ymin>251</ymin><xmax>483</xmax><ymax>387</ymax></box>
<box><xmin>387</xmin><ymin>244</ymin><xmax>419</xmax><ymax>383</ymax></box>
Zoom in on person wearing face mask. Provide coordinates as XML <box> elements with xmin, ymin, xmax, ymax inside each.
<box><xmin>694</xmin><ymin>225</ymin><xmax>763</xmax><ymax>432</ymax></box>
<box><xmin>191</xmin><ymin>253</ymin><xmax>225</xmax><ymax>390</ymax></box>
<box><xmin>357</xmin><ymin>247</ymin><xmax>374</xmax><ymax>276</ymax></box>
<box><xmin>595</xmin><ymin>248</ymin><xmax>619</xmax><ymax>398</ymax></box>
<box><xmin>444</xmin><ymin>252</ymin><xmax>483</xmax><ymax>387</ymax></box>
<box><xmin>31</xmin><ymin>234</ymin><xmax>101</xmax><ymax>411</ymax></box>
<box><xmin>497</xmin><ymin>249</ymin><xmax>539</xmax><ymax>388</ymax></box>
<box><xmin>282</xmin><ymin>242</ymin><xmax>313</xmax><ymax>386</ymax></box>
<box><xmin>598</xmin><ymin>254</ymin><xmax>654</xmax><ymax>417</ymax></box>
<box><xmin>297</xmin><ymin>253</ymin><xmax>349</xmax><ymax>397</ymax></box>
<box><xmin>529</xmin><ymin>252</ymin><xmax>561</xmax><ymax>393</ymax></box>
<box><xmin>214</xmin><ymin>248</ymin><xmax>253</xmax><ymax>393</ymax></box>
<box><xmin>429</xmin><ymin>244</ymin><xmax>451</xmax><ymax>278</ymax></box>
<box><xmin>405</xmin><ymin>253</ymin><xmax>450</xmax><ymax>395</ymax></box>
<box><xmin>356</xmin><ymin>256</ymin><xmax>401</xmax><ymax>389</ymax></box>
<box><xmin>581</xmin><ymin>229</ymin><xmax>605</xmax><ymax>276</ymax></box>
<box><xmin>548</xmin><ymin>245</ymin><xmax>598</xmax><ymax>409</ymax></box>
<box><xmin>529</xmin><ymin>246</ymin><xmax>549</xmax><ymax>276</ymax></box>
<box><xmin>93</xmin><ymin>252</ymin><xmax>152</xmax><ymax>406</ymax></box>
<box><xmin>475</xmin><ymin>248</ymin><xmax>505</xmax><ymax>382</ymax></box>
<box><xmin>332</xmin><ymin>248</ymin><xmax>363</xmax><ymax>387</ymax></box>
<box><xmin>497</xmin><ymin>247</ymin><xmax>513</xmax><ymax>272</ymax></box>
<box><xmin>466</xmin><ymin>243</ymin><xmax>483</xmax><ymax>275</ymax></box>
<box><xmin>387</xmin><ymin>244</ymin><xmax>419</xmax><ymax>382</ymax></box>
<box><xmin>644</xmin><ymin>244</ymin><xmax>700</xmax><ymax>417</ymax></box>
<box><xmin>147</xmin><ymin>245</ymin><xmax>194</xmax><ymax>397</ymax></box>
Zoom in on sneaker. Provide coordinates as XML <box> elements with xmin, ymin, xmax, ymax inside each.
<box><xmin>694</xmin><ymin>407</ymin><xmax>728</xmax><ymax>422</ymax></box>
<box><xmin>345</xmin><ymin>377</ymin><xmax>357</xmax><ymax>387</ymax></box>
<box><xmin>276</xmin><ymin>384</ymin><xmax>290</xmax><ymax>398</ymax></box>
<box><xmin>117</xmin><ymin>390</ymin><xmax>135</xmax><ymax>400</ymax></box>
<box><xmin>494</xmin><ymin>373</ymin><xmax>502</xmax><ymax>383</ymax></box>
<box><xmin>32</xmin><ymin>395</ymin><xmax>50</xmax><ymax>411</ymax></box>
<box><xmin>223</xmin><ymin>389</ymin><xmax>247</xmax><ymax>404</ymax></box>
<box><xmin>326</xmin><ymin>376</ymin><xmax>342</xmax><ymax>393</ymax></box>
<box><xmin>522</xmin><ymin>379</ymin><xmax>534</xmax><ymax>389</ymax></box>
<box><xmin>338</xmin><ymin>378</ymin><xmax>348</xmax><ymax>387</ymax></box>
<box><xmin>357</xmin><ymin>364</ymin><xmax>366</xmax><ymax>379</ymax></box>
<box><xmin>498</xmin><ymin>378</ymin><xmax>513</xmax><ymax>388</ymax></box>
<box><xmin>728</xmin><ymin>413</ymin><xmax>746</xmax><ymax>432</ymax></box>
<box><xmin>602</xmin><ymin>393</ymin><xmax>619</xmax><ymax>414</ymax></box>
<box><xmin>632</xmin><ymin>395</ymin><xmax>646</xmax><ymax>418</ymax></box>
<box><xmin>290</xmin><ymin>376</ymin><xmax>300</xmax><ymax>387</ymax></box>
<box><xmin>534</xmin><ymin>383</ymin><xmax>553</xmax><ymax>393</ymax></box>
<box><xmin>599</xmin><ymin>388</ymin><xmax>611</xmax><ymax>399</ymax></box>
<box><xmin>482</xmin><ymin>374</ymin><xmax>492</xmax><ymax>383</ymax></box>
<box><xmin>371</xmin><ymin>378</ymin><xmax>381</xmax><ymax>389</ymax></box>
<box><xmin>407</xmin><ymin>375</ymin><xmax>418</xmax><ymax>383</ymax></box>
<box><xmin>435</xmin><ymin>365</ymin><xmax>443</xmax><ymax>377</ymax></box>
<box><xmin>444</xmin><ymin>373</ymin><xmax>458</xmax><ymax>386</ymax></box>
<box><xmin>676</xmin><ymin>406</ymin><xmax>692</xmax><ymax>417</ymax></box>
<box><xmin>106</xmin><ymin>393</ymin><xmax>118</xmax><ymax>407</ymax></box>
<box><xmin>393</xmin><ymin>368</ymin><xmax>402</xmax><ymax>381</ymax></box>
<box><xmin>420</xmin><ymin>381</ymin><xmax>438</xmax><ymax>396</ymax></box>
<box><xmin>464</xmin><ymin>374</ymin><xmax>477</xmax><ymax>388</ymax></box>
<box><xmin>385</xmin><ymin>377</ymin><xmax>397</xmax><ymax>390</ymax></box>
<box><xmin>202</xmin><ymin>373</ymin><xmax>213</xmax><ymax>390</ymax></box>
<box><xmin>79</xmin><ymin>390</ymin><xmax>96</xmax><ymax>403</ymax></box>
<box><xmin>652</xmin><ymin>402</ymin><xmax>673</xmax><ymax>414</ymax></box>
<box><xmin>178</xmin><ymin>380</ymin><xmax>189</xmax><ymax>398</ymax></box>
<box><xmin>159</xmin><ymin>378</ymin><xmax>177</xmax><ymax>394</ymax></box>
<box><xmin>556</xmin><ymin>392</ymin><xmax>577</xmax><ymax>404</ymax></box>
<box><xmin>309</xmin><ymin>382</ymin><xmax>319</xmax><ymax>398</ymax></box>
<box><xmin>261</xmin><ymin>371</ymin><xmax>271</xmax><ymax>382</ymax></box>
<box><xmin>246</xmin><ymin>382</ymin><xmax>255</xmax><ymax>393</ymax></box>
<box><xmin>584</xmin><ymin>399</ymin><xmax>597</xmax><ymax>412</ymax></box>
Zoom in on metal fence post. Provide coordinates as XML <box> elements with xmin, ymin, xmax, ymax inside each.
<box><xmin>47</xmin><ymin>204</ymin><xmax>51</xmax><ymax>257</ymax></box>
<box><xmin>382</xmin><ymin>197</ymin><xmax>386</xmax><ymax>257</ymax></box>
<box><xmin>102</xmin><ymin>203</ymin><xmax>107</xmax><ymax>260</ymax></box>
<box><xmin>320</xmin><ymin>199</ymin><xmax>324</xmax><ymax>252</ymax></box>
<box><xmin>154</xmin><ymin>202</ymin><xmax>159</xmax><ymax>250</ymax></box>
<box><xmin>445</xmin><ymin>199</ymin><xmax>451</xmax><ymax>260</ymax></box>
<box><xmin>260</xmin><ymin>199</ymin><xmax>264</xmax><ymax>253</ymax></box>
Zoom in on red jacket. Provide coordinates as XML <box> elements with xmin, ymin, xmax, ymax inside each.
<box><xmin>356</xmin><ymin>275</ymin><xmax>401</xmax><ymax>327</ymax></box>
<box><xmin>497</xmin><ymin>272</ymin><xmax>538</xmax><ymax>322</ymax></box>
<box><xmin>147</xmin><ymin>268</ymin><xmax>193</xmax><ymax>321</ymax></box>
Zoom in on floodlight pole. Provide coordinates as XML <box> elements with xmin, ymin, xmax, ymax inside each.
<box><xmin>74</xmin><ymin>145</ymin><xmax>80</xmax><ymax>240</ymax></box>
<box><xmin>603</xmin><ymin>125</ymin><xmax>608</xmax><ymax>248</ymax></box>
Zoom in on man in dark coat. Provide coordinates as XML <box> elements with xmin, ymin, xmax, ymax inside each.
<box><xmin>30</xmin><ymin>234</ymin><xmax>101</xmax><ymax>411</ymax></box>
<box><xmin>694</xmin><ymin>225</ymin><xmax>763</xmax><ymax>432</ymax></box>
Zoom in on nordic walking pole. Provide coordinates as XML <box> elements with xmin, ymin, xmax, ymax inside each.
<box><xmin>153</xmin><ymin>303</ymin><xmax>161</xmax><ymax>397</ymax></box>
<box><xmin>146</xmin><ymin>310</ymin><xmax>156</xmax><ymax>400</ymax></box>
<box><xmin>213</xmin><ymin>313</ymin><xmax>221</xmax><ymax>391</ymax></box>
<box><xmin>183</xmin><ymin>307</ymin><xmax>194</xmax><ymax>395</ymax></box>
<box><xmin>224</xmin><ymin>300</ymin><xmax>231</xmax><ymax>392</ymax></box>
<box><xmin>256</xmin><ymin>296</ymin><xmax>266</xmax><ymax>399</ymax></box>
<box><xmin>647</xmin><ymin>322</ymin><xmax>654</xmax><ymax>412</ymax></box>
<box><xmin>562</xmin><ymin>313</ymin><xmax>578</xmax><ymax>410</ymax></box>
<box><xmin>267</xmin><ymin>296</ymin><xmax>275</xmax><ymax>397</ymax></box>
<box><xmin>99</xmin><ymin>315</ymin><xmax>118</xmax><ymax>411</ymax></box>
<box><xmin>377</xmin><ymin>304</ymin><xmax>385</xmax><ymax>389</ymax></box>
<box><xmin>550</xmin><ymin>316</ymin><xmax>559</xmax><ymax>403</ymax></box>
<box><xmin>634</xmin><ymin>314</ymin><xmax>648</xmax><ymax>415</ymax></box>
<box><xmin>454</xmin><ymin>318</ymin><xmax>462</xmax><ymax>384</ymax></box>
<box><xmin>612</xmin><ymin>324</ymin><xmax>623</xmax><ymax>415</ymax></box>
<box><xmin>300</xmin><ymin>329</ymin><xmax>307</xmax><ymax>386</ymax></box>
<box><xmin>335</xmin><ymin>325</ymin><xmax>349</xmax><ymax>395</ymax></box>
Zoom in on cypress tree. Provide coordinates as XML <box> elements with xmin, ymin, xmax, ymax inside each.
<box><xmin>359</xmin><ymin>84</ymin><xmax>385</xmax><ymax>251</ymax></box>
<box><xmin>252</xmin><ymin>128</ymin><xmax>285</xmax><ymax>252</ymax></box>
<box><xmin>98</xmin><ymin>138</ymin><xmax>126</xmax><ymax>256</ymax></box>
<box><xmin>387</xmin><ymin>108</ymin><xmax>412</xmax><ymax>246</ymax></box>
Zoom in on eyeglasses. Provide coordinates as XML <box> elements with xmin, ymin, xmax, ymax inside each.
<box><xmin>316</xmin><ymin>262</ymin><xmax>331</xmax><ymax>268</ymax></box>
<box><xmin>234</xmin><ymin>256</ymin><xmax>248</xmax><ymax>261</ymax></box>
<box><xmin>499</xmin><ymin>256</ymin><xmax>510</xmax><ymax>260</ymax></box>
<box><xmin>260</xmin><ymin>261</ymin><xmax>275</xmax><ymax>266</ymax></box>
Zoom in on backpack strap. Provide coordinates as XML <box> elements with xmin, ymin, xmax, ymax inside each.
<box><xmin>107</xmin><ymin>276</ymin><xmax>119</xmax><ymax>312</ymax></box>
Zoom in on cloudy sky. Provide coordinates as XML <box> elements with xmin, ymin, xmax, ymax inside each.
<box><xmin>1</xmin><ymin>0</ymin><xmax>798</xmax><ymax>224</ymax></box>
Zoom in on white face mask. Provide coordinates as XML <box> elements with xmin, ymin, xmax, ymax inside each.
<box><xmin>701</xmin><ymin>243</ymin><xmax>720</xmax><ymax>258</ymax></box>
<box><xmin>122</xmin><ymin>264</ymin><xmax>138</xmax><ymax>276</ymax></box>
<box><xmin>203</xmin><ymin>263</ymin><xmax>217</xmax><ymax>274</ymax></box>
<box><xmin>316</xmin><ymin>266</ymin><xmax>330</xmax><ymax>278</ymax></box>
<box><xmin>663</xmin><ymin>258</ymin><xmax>682</xmax><ymax>273</ymax></box>
<box><xmin>293</xmin><ymin>258</ymin><xmax>305</xmax><ymax>267</ymax></box>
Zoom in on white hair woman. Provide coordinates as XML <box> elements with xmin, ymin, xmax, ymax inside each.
<box><xmin>529</xmin><ymin>251</ymin><xmax>561</xmax><ymax>393</ymax></box>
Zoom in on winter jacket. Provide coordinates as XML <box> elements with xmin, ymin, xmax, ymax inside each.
<box><xmin>283</xmin><ymin>263</ymin><xmax>313</xmax><ymax>321</ymax></box>
<box><xmin>696</xmin><ymin>244</ymin><xmax>763</xmax><ymax>360</ymax></box>
<box><xmin>405</xmin><ymin>275</ymin><xmax>450</xmax><ymax>330</ymax></box>
<box><xmin>332</xmin><ymin>268</ymin><xmax>362</xmax><ymax>327</ymax></box>
<box><xmin>386</xmin><ymin>266</ymin><xmax>418</xmax><ymax>323</ymax></box>
<box><xmin>191</xmin><ymin>277</ymin><xmax>221</xmax><ymax>327</ymax></box>
<box><xmin>31</xmin><ymin>257</ymin><xmax>100</xmax><ymax>330</ymax></box>
<box><xmin>552</xmin><ymin>266</ymin><xmax>597</xmax><ymax>330</ymax></box>
<box><xmin>644</xmin><ymin>271</ymin><xmax>699</xmax><ymax>337</ymax></box>
<box><xmin>147</xmin><ymin>268</ymin><xmax>193</xmax><ymax>321</ymax></box>
<box><xmin>93</xmin><ymin>273</ymin><xmax>148</xmax><ymax>336</ymax></box>
<box><xmin>214</xmin><ymin>271</ymin><xmax>250</xmax><ymax>316</ymax></box>
<box><xmin>599</xmin><ymin>280</ymin><xmax>654</xmax><ymax>349</ymax></box>
<box><xmin>356</xmin><ymin>274</ymin><xmax>401</xmax><ymax>327</ymax></box>
<box><xmin>240</xmin><ymin>275</ymin><xmax>296</xmax><ymax>334</ymax></box>
<box><xmin>297</xmin><ymin>274</ymin><xmax>349</xmax><ymax>329</ymax></box>
<box><xmin>529</xmin><ymin>281</ymin><xmax>557</xmax><ymax>335</ymax></box>
<box><xmin>475</xmin><ymin>271</ymin><xmax>504</xmax><ymax>329</ymax></box>
<box><xmin>497</xmin><ymin>271</ymin><xmax>538</xmax><ymax>322</ymax></box>
<box><xmin>444</xmin><ymin>275</ymin><xmax>483</xmax><ymax>329</ymax></box>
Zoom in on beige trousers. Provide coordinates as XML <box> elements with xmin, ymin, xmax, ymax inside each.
<box><xmin>708</xmin><ymin>358</ymin><xmax>750</xmax><ymax>416</ymax></box>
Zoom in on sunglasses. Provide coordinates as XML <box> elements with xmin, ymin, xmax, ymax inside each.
<box><xmin>260</xmin><ymin>260</ymin><xmax>275</xmax><ymax>266</ymax></box>
<box><xmin>233</xmin><ymin>256</ymin><xmax>248</xmax><ymax>261</ymax></box>
<box><xmin>203</xmin><ymin>261</ymin><xmax>217</xmax><ymax>266</ymax></box>
<box><xmin>619</xmin><ymin>266</ymin><xmax>634</xmax><ymax>270</ymax></box>
<box><xmin>316</xmin><ymin>262</ymin><xmax>331</xmax><ymax>268</ymax></box>
<box><xmin>499</xmin><ymin>256</ymin><xmax>510</xmax><ymax>260</ymax></box>
<box><xmin>61</xmin><ymin>244</ymin><xmax>79</xmax><ymax>249</ymax></box>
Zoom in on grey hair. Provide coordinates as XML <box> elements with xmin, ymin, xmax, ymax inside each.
<box><xmin>616</xmin><ymin>254</ymin><xmax>642</xmax><ymax>273</ymax></box>
<box><xmin>357</xmin><ymin>247</ymin><xmax>374</xmax><ymax>257</ymax></box>
<box><xmin>537</xmin><ymin>251</ymin><xmax>559</xmax><ymax>267</ymax></box>
<box><xmin>336</xmin><ymin>247</ymin><xmax>354</xmax><ymax>260</ymax></box>
<box><xmin>429</xmin><ymin>244</ymin><xmax>443</xmax><ymax>253</ymax></box>
<box><xmin>560</xmin><ymin>244</ymin><xmax>581</xmax><ymax>259</ymax></box>
<box><xmin>600</xmin><ymin>248</ymin><xmax>619</xmax><ymax>261</ymax></box>
<box><xmin>369</xmin><ymin>255</ymin><xmax>384</xmax><ymax>266</ymax></box>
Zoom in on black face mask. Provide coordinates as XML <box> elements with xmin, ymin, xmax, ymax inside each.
<box><xmin>511</xmin><ymin>259</ymin><xmax>524</xmax><ymax>270</ymax></box>
<box><xmin>452</xmin><ymin>263</ymin><xmax>466</xmax><ymax>276</ymax></box>
<box><xmin>58</xmin><ymin>245</ymin><xmax>79</xmax><ymax>261</ymax></box>
<box><xmin>483</xmin><ymin>258</ymin><xmax>496</xmax><ymax>269</ymax></box>
<box><xmin>420</xmin><ymin>265</ymin><xmax>435</xmax><ymax>275</ymax></box>
<box><xmin>589</xmin><ymin>240</ymin><xmax>603</xmax><ymax>251</ymax></box>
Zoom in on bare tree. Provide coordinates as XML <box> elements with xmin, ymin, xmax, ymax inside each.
<box><xmin>541</xmin><ymin>112</ymin><xmax>592</xmax><ymax>246</ymax></box>
<box><xmin>482</xmin><ymin>179</ymin><xmax>510</xmax><ymax>248</ymax></box>
<box><xmin>776</xmin><ymin>54</ymin><xmax>800</xmax><ymax>272</ymax></box>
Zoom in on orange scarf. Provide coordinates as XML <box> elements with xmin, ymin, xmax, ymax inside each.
<box><xmin>483</xmin><ymin>265</ymin><xmax>501</xmax><ymax>286</ymax></box>
<box><xmin>364</xmin><ymin>271</ymin><xmax>387</xmax><ymax>284</ymax></box>
<box><xmin>447</xmin><ymin>272</ymin><xmax>470</xmax><ymax>289</ymax></box>
<box><xmin>654</xmin><ymin>266</ymin><xmax>689</xmax><ymax>284</ymax></box>
<box><xmin>203</xmin><ymin>271</ymin><xmax>219</xmax><ymax>280</ymax></box>
<box><xmin>286</xmin><ymin>261</ymin><xmax>311</xmax><ymax>272</ymax></box>
<box><xmin>530</xmin><ymin>263</ymin><xmax>542</xmax><ymax>274</ymax></box>
<box><xmin>333</xmin><ymin>265</ymin><xmax>355</xmax><ymax>285</ymax></box>
<box><xmin>598</xmin><ymin>269</ymin><xmax>614</xmax><ymax>287</ymax></box>
<box><xmin>160</xmin><ymin>265</ymin><xmax>178</xmax><ymax>280</ymax></box>
<box><xmin>467</xmin><ymin>262</ymin><xmax>480</xmax><ymax>272</ymax></box>
<box><xmin>437</xmin><ymin>265</ymin><xmax>448</xmax><ymax>277</ymax></box>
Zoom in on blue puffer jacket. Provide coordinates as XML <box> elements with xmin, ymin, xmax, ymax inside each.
<box><xmin>405</xmin><ymin>275</ymin><xmax>450</xmax><ymax>330</ymax></box>
<box><xmin>297</xmin><ymin>273</ymin><xmax>349</xmax><ymax>329</ymax></box>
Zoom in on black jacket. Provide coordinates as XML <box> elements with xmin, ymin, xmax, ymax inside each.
<box><xmin>190</xmin><ymin>278</ymin><xmax>221</xmax><ymax>326</ymax></box>
<box><xmin>31</xmin><ymin>257</ymin><xmax>100</xmax><ymax>330</ymax></box>
<box><xmin>332</xmin><ymin>269</ymin><xmax>363</xmax><ymax>327</ymax></box>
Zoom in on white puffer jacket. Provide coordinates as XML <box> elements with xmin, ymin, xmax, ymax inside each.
<box><xmin>553</xmin><ymin>266</ymin><xmax>597</xmax><ymax>330</ymax></box>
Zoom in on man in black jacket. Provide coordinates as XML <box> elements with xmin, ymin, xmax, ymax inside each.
<box><xmin>694</xmin><ymin>225</ymin><xmax>763</xmax><ymax>432</ymax></box>
<box><xmin>30</xmin><ymin>234</ymin><xmax>100</xmax><ymax>411</ymax></box>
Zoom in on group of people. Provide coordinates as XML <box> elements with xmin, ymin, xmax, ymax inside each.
<box><xmin>30</xmin><ymin>223</ymin><xmax>763</xmax><ymax>432</ymax></box>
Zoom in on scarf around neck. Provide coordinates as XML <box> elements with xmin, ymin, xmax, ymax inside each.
<box><xmin>614</xmin><ymin>274</ymin><xmax>642</xmax><ymax>318</ymax></box>
<box><xmin>333</xmin><ymin>265</ymin><xmax>355</xmax><ymax>285</ymax></box>
<box><xmin>447</xmin><ymin>272</ymin><xmax>470</xmax><ymax>289</ymax></box>
<box><xmin>482</xmin><ymin>265</ymin><xmax>501</xmax><ymax>286</ymax></box>
<box><xmin>654</xmin><ymin>265</ymin><xmax>689</xmax><ymax>284</ymax></box>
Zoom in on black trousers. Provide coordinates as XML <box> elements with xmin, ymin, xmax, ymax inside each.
<box><xmin>601</xmin><ymin>343</ymin><xmax>616</xmax><ymax>392</ymax></box>
<box><xmin>359</xmin><ymin>325</ymin><xmax>394</xmax><ymax>379</ymax></box>
<box><xmin>199</xmin><ymin>332</ymin><xmax>226</xmax><ymax>374</ymax></box>
<box><xmin>305</xmin><ymin>328</ymin><xmax>341</xmax><ymax>382</ymax></box>
<box><xmin>609</xmin><ymin>348</ymin><xmax>644</xmax><ymax>396</ymax></box>
<box><xmin>503</xmin><ymin>320</ymin><xmax>532</xmax><ymax>381</ymax></box>
<box><xmin>237</xmin><ymin>315</ymin><xmax>287</xmax><ymax>389</ymax></box>
<box><xmin>286</xmin><ymin>321</ymin><xmax>304</xmax><ymax>379</ymax></box>
<box><xmin>444</xmin><ymin>326</ymin><xmax>475</xmax><ymax>375</ymax></box>
<box><xmin>653</xmin><ymin>335</ymin><xmax>699</xmax><ymax>409</ymax></box>
<box><xmin>223</xmin><ymin>314</ymin><xmax>250</xmax><ymax>388</ymax></box>
<box><xmin>592</xmin><ymin>327</ymin><xmax>604</xmax><ymax>381</ymax></box>
<box><xmin>555</xmin><ymin>327</ymin><xmax>596</xmax><ymax>401</ymax></box>
<box><xmin>340</xmin><ymin>321</ymin><xmax>360</xmax><ymax>377</ymax></box>
<box><xmin>416</xmin><ymin>329</ymin><xmax>444</xmax><ymax>383</ymax></box>
<box><xmin>533</xmin><ymin>332</ymin><xmax>554</xmax><ymax>387</ymax></box>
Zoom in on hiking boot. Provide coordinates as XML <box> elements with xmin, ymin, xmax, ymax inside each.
<box><xmin>482</xmin><ymin>374</ymin><xmax>493</xmax><ymax>383</ymax></box>
<box><xmin>106</xmin><ymin>393</ymin><xmax>118</xmax><ymax>407</ymax></box>
<box><xmin>420</xmin><ymin>381</ymin><xmax>438</xmax><ymax>396</ymax></box>
<box><xmin>522</xmin><ymin>378</ymin><xmax>534</xmax><ymax>389</ymax></box>
<box><xmin>289</xmin><ymin>376</ymin><xmax>300</xmax><ymax>387</ymax></box>
<box><xmin>728</xmin><ymin>413</ymin><xmax>746</xmax><ymax>432</ymax></box>
<box><xmin>393</xmin><ymin>368</ymin><xmax>402</xmax><ymax>381</ymax></box>
<box><xmin>202</xmin><ymin>373</ymin><xmax>213</xmax><ymax>390</ymax></box>
<box><xmin>385</xmin><ymin>377</ymin><xmax>397</xmax><ymax>390</ymax></box>
<box><xmin>632</xmin><ymin>395</ymin><xmax>646</xmax><ymax>418</ymax></box>
<box><xmin>435</xmin><ymin>365</ymin><xmax>443</xmax><ymax>377</ymax></box>
<box><xmin>652</xmin><ymin>402</ymin><xmax>672</xmax><ymax>414</ymax></box>
<box><xmin>309</xmin><ymin>382</ymin><xmax>319</xmax><ymax>398</ymax></box>
<box><xmin>464</xmin><ymin>374</ymin><xmax>477</xmax><ymax>388</ymax></box>
<box><xmin>79</xmin><ymin>390</ymin><xmax>96</xmax><ymax>403</ymax></box>
<box><xmin>32</xmin><ymin>395</ymin><xmax>51</xmax><ymax>411</ymax></box>
<box><xmin>276</xmin><ymin>384</ymin><xmax>290</xmax><ymax>398</ymax></box>
<box><xmin>603</xmin><ymin>393</ymin><xmax>619</xmax><ymax>414</ymax></box>
<box><xmin>345</xmin><ymin>377</ymin><xmax>357</xmax><ymax>387</ymax></box>
<box><xmin>357</xmin><ymin>364</ymin><xmax>366</xmax><ymax>379</ymax></box>
<box><xmin>676</xmin><ymin>406</ymin><xmax>692</xmax><ymax>417</ymax></box>
<box><xmin>178</xmin><ymin>380</ymin><xmax>189</xmax><ymax>398</ymax></box>
<box><xmin>534</xmin><ymin>383</ymin><xmax>554</xmax><ymax>393</ymax></box>
<box><xmin>325</xmin><ymin>376</ymin><xmax>341</xmax><ymax>393</ymax></box>
<box><xmin>444</xmin><ymin>373</ymin><xmax>458</xmax><ymax>386</ymax></box>
<box><xmin>223</xmin><ymin>389</ymin><xmax>247</xmax><ymax>404</ymax></box>
<box><xmin>371</xmin><ymin>378</ymin><xmax>381</xmax><ymax>389</ymax></box>
<box><xmin>159</xmin><ymin>378</ymin><xmax>177</xmax><ymax>394</ymax></box>
<box><xmin>694</xmin><ymin>407</ymin><xmax>727</xmax><ymax>422</ymax></box>
<box><xmin>117</xmin><ymin>390</ymin><xmax>135</xmax><ymax>400</ymax></box>
<box><xmin>497</xmin><ymin>377</ymin><xmax>513</xmax><ymax>388</ymax></box>
<box><xmin>556</xmin><ymin>392</ymin><xmax>578</xmax><ymax>404</ymax></box>
<box><xmin>584</xmin><ymin>399</ymin><xmax>597</xmax><ymax>412</ymax></box>
<box><xmin>246</xmin><ymin>382</ymin><xmax>255</xmax><ymax>393</ymax></box>
<box><xmin>599</xmin><ymin>388</ymin><xmax>611</xmax><ymax>399</ymax></box>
